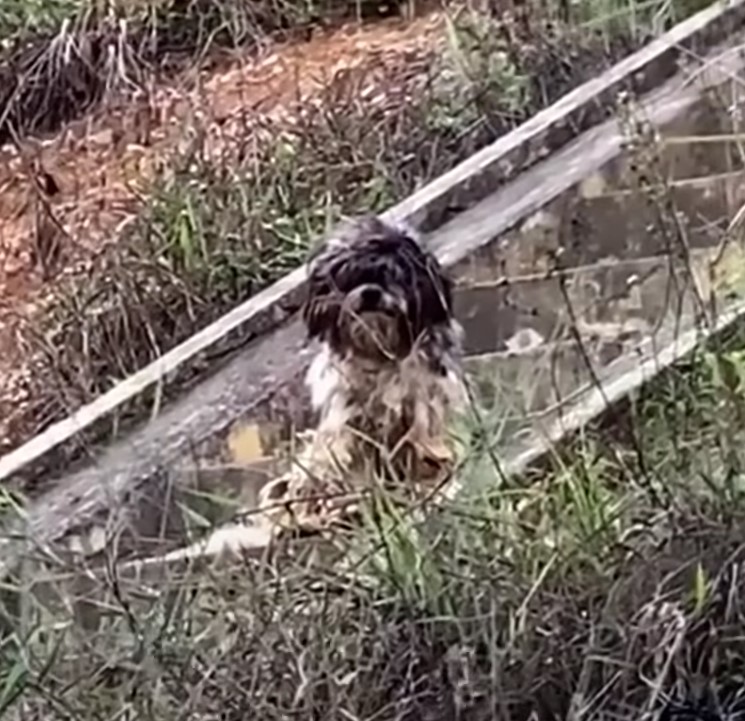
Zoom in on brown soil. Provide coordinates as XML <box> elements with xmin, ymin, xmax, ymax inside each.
<box><xmin>0</xmin><ymin>7</ymin><xmax>445</xmax><ymax>454</ymax></box>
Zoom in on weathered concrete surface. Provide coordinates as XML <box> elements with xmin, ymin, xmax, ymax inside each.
<box><xmin>391</xmin><ymin>0</ymin><xmax>745</xmax><ymax>233</ymax></box>
<box><xmin>455</xmin><ymin>248</ymin><xmax>712</xmax><ymax>355</ymax></box>
<box><xmin>445</xmin><ymin>295</ymin><xmax>745</xmax><ymax>503</ymax></box>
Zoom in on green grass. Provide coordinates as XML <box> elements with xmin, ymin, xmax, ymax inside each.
<box><xmin>0</xmin><ymin>0</ymin><xmax>79</xmax><ymax>39</ymax></box>
<box><xmin>4</xmin><ymin>312</ymin><xmax>745</xmax><ymax>719</ymax></box>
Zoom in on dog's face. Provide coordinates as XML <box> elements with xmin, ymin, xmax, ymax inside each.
<box><xmin>303</xmin><ymin>215</ymin><xmax>453</xmax><ymax>362</ymax></box>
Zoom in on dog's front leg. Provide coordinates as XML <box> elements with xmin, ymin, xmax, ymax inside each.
<box><xmin>397</xmin><ymin>398</ymin><xmax>458</xmax><ymax>487</ymax></box>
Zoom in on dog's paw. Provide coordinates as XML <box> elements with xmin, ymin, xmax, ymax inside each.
<box><xmin>256</xmin><ymin>463</ymin><xmax>364</xmax><ymax>538</ymax></box>
<box><xmin>412</xmin><ymin>437</ymin><xmax>456</xmax><ymax>484</ymax></box>
<box><xmin>256</xmin><ymin>474</ymin><xmax>295</xmax><ymax>532</ymax></box>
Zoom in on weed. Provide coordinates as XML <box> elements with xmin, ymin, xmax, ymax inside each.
<box><xmin>0</xmin><ymin>0</ymin><xmax>79</xmax><ymax>39</ymax></box>
<box><xmin>7</xmin><ymin>328</ymin><xmax>745</xmax><ymax>719</ymax></box>
<box><xmin>7</xmin><ymin>4</ymin><xmax>745</xmax><ymax>716</ymax></box>
<box><xmin>0</xmin><ymin>0</ymin><xmax>354</xmax><ymax>143</ymax></box>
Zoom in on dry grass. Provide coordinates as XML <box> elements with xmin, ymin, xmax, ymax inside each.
<box><xmin>0</xmin><ymin>0</ymin><xmax>364</xmax><ymax>144</ymax></box>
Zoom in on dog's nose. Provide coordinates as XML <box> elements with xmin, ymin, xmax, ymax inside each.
<box><xmin>360</xmin><ymin>286</ymin><xmax>381</xmax><ymax>310</ymax></box>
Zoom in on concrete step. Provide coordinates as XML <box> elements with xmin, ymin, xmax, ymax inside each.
<box><xmin>454</xmin><ymin>248</ymin><xmax>712</xmax><ymax>356</ymax></box>
<box><xmin>450</xmin><ymin>166</ymin><xmax>745</xmax><ymax>287</ymax></box>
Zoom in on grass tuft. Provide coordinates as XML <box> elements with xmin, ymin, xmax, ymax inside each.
<box><xmin>7</xmin><ymin>327</ymin><xmax>745</xmax><ymax>719</ymax></box>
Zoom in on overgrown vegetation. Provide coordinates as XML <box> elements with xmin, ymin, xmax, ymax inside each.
<box><xmin>5</xmin><ymin>307</ymin><xmax>745</xmax><ymax>719</ymax></box>
<box><xmin>0</xmin><ymin>0</ymin><xmax>363</xmax><ymax>143</ymax></box>
<box><xmin>7</xmin><ymin>10</ymin><xmax>745</xmax><ymax>710</ymax></box>
<box><xmin>3</xmin><ymin>0</ymin><xmax>716</xmax><ymax>461</ymax></box>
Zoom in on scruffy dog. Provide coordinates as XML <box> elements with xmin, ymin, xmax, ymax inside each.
<box><xmin>258</xmin><ymin>214</ymin><xmax>467</xmax><ymax>534</ymax></box>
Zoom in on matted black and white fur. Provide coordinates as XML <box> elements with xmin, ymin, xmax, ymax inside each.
<box><xmin>258</xmin><ymin>214</ymin><xmax>467</xmax><ymax>532</ymax></box>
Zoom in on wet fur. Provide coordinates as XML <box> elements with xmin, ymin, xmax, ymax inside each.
<box><xmin>259</xmin><ymin>215</ymin><xmax>466</xmax><ymax>531</ymax></box>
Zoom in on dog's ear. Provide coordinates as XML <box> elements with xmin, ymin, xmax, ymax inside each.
<box><xmin>302</xmin><ymin>219</ymin><xmax>371</xmax><ymax>341</ymax></box>
<box><xmin>304</xmin><ymin>296</ymin><xmax>338</xmax><ymax>341</ymax></box>
<box><xmin>303</xmin><ymin>274</ymin><xmax>339</xmax><ymax>341</ymax></box>
<box><xmin>304</xmin><ymin>235</ymin><xmax>355</xmax><ymax>342</ymax></box>
<box><xmin>303</xmin><ymin>228</ymin><xmax>340</xmax><ymax>341</ymax></box>
<box><xmin>407</xmin><ymin>246</ymin><xmax>453</xmax><ymax>333</ymax></box>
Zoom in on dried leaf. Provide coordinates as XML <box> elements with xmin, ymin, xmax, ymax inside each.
<box><xmin>228</xmin><ymin>423</ymin><xmax>265</xmax><ymax>463</ymax></box>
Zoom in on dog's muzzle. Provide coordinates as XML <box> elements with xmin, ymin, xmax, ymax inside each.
<box><xmin>340</xmin><ymin>284</ymin><xmax>410</xmax><ymax>360</ymax></box>
<box><xmin>343</xmin><ymin>283</ymin><xmax>407</xmax><ymax>317</ymax></box>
